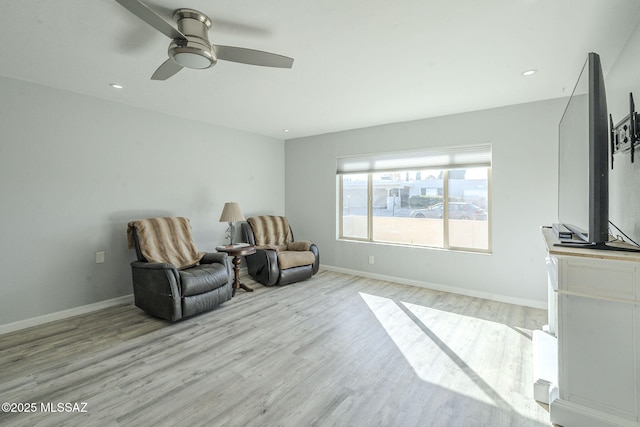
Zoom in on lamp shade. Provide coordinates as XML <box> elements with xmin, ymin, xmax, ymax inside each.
<box><xmin>219</xmin><ymin>202</ymin><xmax>245</xmax><ymax>223</ymax></box>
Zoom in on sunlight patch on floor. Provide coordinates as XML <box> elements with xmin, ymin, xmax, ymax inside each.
<box><xmin>359</xmin><ymin>291</ymin><xmax>525</xmax><ymax>411</ymax></box>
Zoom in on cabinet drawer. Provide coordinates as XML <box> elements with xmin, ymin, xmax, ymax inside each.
<box><xmin>561</xmin><ymin>260</ymin><xmax>637</xmax><ymax>301</ymax></box>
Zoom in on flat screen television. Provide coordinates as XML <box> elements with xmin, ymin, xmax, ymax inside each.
<box><xmin>557</xmin><ymin>52</ymin><xmax>609</xmax><ymax>247</ymax></box>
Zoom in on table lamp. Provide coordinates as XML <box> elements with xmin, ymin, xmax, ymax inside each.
<box><xmin>219</xmin><ymin>202</ymin><xmax>245</xmax><ymax>245</ymax></box>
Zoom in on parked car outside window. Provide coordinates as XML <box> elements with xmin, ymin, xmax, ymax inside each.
<box><xmin>409</xmin><ymin>202</ymin><xmax>487</xmax><ymax>220</ymax></box>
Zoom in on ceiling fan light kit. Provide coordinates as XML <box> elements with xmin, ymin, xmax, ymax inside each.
<box><xmin>169</xmin><ymin>9</ymin><xmax>216</xmax><ymax>69</ymax></box>
<box><xmin>115</xmin><ymin>0</ymin><xmax>294</xmax><ymax>80</ymax></box>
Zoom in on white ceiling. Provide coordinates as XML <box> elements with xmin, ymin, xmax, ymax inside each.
<box><xmin>1</xmin><ymin>0</ymin><xmax>639</xmax><ymax>140</ymax></box>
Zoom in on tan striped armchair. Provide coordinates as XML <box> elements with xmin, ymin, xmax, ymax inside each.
<box><xmin>241</xmin><ymin>216</ymin><xmax>319</xmax><ymax>286</ymax></box>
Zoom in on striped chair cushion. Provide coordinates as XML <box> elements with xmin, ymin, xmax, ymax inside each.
<box><xmin>277</xmin><ymin>251</ymin><xmax>316</xmax><ymax>269</ymax></box>
<box><xmin>127</xmin><ymin>217</ymin><xmax>204</xmax><ymax>269</ymax></box>
<box><xmin>247</xmin><ymin>216</ymin><xmax>293</xmax><ymax>246</ymax></box>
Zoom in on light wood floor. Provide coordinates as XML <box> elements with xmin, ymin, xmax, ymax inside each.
<box><xmin>0</xmin><ymin>270</ymin><xmax>552</xmax><ymax>427</ymax></box>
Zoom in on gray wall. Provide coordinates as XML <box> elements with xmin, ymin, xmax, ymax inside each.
<box><xmin>0</xmin><ymin>76</ymin><xmax>285</xmax><ymax>326</ymax></box>
<box><xmin>285</xmin><ymin>98</ymin><xmax>568</xmax><ymax>307</ymax></box>
<box><xmin>607</xmin><ymin>19</ymin><xmax>640</xmax><ymax>244</ymax></box>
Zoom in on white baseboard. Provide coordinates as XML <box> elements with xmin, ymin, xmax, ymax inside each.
<box><xmin>0</xmin><ymin>294</ymin><xmax>134</xmax><ymax>336</ymax></box>
<box><xmin>0</xmin><ymin>265</ymin><xmax>545</xmax><ymax>335</ymax></box>
<box><xmin>320</xmin><ymin>265</ymin><xmax>547</xmax><ymax>309</ymax></box>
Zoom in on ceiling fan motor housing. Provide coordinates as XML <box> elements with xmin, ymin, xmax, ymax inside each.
<box><xmin>168</xmin><ymin>8</ymin><xmax>217</xmax><ymax>69</ymax></box>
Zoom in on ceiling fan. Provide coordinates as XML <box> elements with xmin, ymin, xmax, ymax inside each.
<box><xmin>115</xmin><ymin>0</ymin><xmax>294</xmax><ymax>80</ymax></box>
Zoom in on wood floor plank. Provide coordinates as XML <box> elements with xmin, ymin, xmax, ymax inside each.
<box><xmin>0</xmin><ymin>270</ymin><xmax>552</xmax><ymax>426</ymax></box>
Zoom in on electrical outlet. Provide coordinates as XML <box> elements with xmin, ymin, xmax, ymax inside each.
<box><xmin>96</xmin><ymin>251</ymin><xmax>105</xmax><ymax>263</ymax></box>
<box><xmin>368</xmin><ymin>255</ymin><xmax>374</xmax><ymax>264</ymax></box>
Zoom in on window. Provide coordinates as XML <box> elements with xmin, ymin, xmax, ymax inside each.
<box><xmin>338</xmin><ymin>145</ymin><xmax>491</xmax><ymax>252</ymax></box>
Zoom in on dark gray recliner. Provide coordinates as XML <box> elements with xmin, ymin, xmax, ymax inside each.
<box><xmin>127</xmin><ymin>217</ymin><xmax>232</xmax><ymax>321</ymax></box>
<box><xmin>241</xmin><ymin>215</ymin><xmax>319</xmax><ymax>286</ymax></box>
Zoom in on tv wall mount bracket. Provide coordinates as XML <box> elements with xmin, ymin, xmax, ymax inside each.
<box><xmin>611</xmin><ymin>92</ymin><xmax>639</xmax><ymax>168</ymax></box>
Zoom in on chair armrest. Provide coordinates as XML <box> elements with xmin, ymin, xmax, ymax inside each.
<box><xmin>245</xmin><ymin>249</ymin><xmax>279</xmax><ymax>286</ymax></box>
<box><xmin>131</xmin><ymin>261</ymin><xmax>177</xmax><ymax>270</ymax></box>
<box><xmin>310</xmin><ymin>244</ymin><xmax>320</xmax><ymax>275</ymax></box>
<box><xmin>201</xmin><ymin>252</ymin><xmax>231</xmax><ymax>285</ymax></box>
<box><xmin>287</xmin><ymin>241</ymin><xmax>313</xmax><ymax>251</ymax></box>
<box><xmin>201</xmin><ymin>252</ymin><xmax>228</xmax><ymax>265</ymax></box>
<box><xmin>130</xmin><ymin>261</ymin><xmax>183</xmax><ymax>320</ymax></box>
<box><xmin>131</xmin><ymin>261</ymin><xmax>180</xmax><ymax>296</ymax></box>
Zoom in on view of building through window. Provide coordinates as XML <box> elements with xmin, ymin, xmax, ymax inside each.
<box><xmin>340</xmin><ymin>167</ymin><xmax>490</xmax><ymax>251</ymax></box>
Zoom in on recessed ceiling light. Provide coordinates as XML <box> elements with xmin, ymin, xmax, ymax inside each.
<box><xmin>109</xmin><ymin>83</ymin><xmax>125</xmax><ymax>89</ymax></box>
<box><xmin>283</xmin><ymin>129</ymin><xmax>290</xmax><ymax>133</ymax></box>
<box><xmin>522</xmin><ymin>69</ymin><xmax>537</xmax><ymax>76</ymax></box>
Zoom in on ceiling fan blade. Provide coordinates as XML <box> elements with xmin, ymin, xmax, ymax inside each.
<box><xmin>214</xmin><ymin>45</ymin><xmax>294</xmax><ymax>69</ymax></box>
<box><xmin>115</xmin><ymin>0</ymin><xmax>186</xmax><ymax>41</ymax></box>
<box><xmin>151</xmin><ymin>59</ymin><xmax>183</xmax><ymax>80</ymax></box>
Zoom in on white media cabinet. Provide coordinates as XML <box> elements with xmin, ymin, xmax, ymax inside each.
<box><xmin>537</xmin><ymin>227</ymin><xmax>640</xmax><ymax>427</ymax></box>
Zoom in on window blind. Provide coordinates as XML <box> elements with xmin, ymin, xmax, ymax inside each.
<box><xmin>336</xmin><ymin>144</ymin><xmax>492</xmax><ymax>174</ymax></box>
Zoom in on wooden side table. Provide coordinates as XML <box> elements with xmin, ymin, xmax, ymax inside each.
<box><xmin>216</xmin><ymin>245</ymin><xmax>256</xmax><ymax>296</ymax></box>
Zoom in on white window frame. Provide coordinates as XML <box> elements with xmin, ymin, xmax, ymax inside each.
<box><xmin>337</xmin><ymin>144</ymin><xmax>492</xmax><ymax>253</ymax></box>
